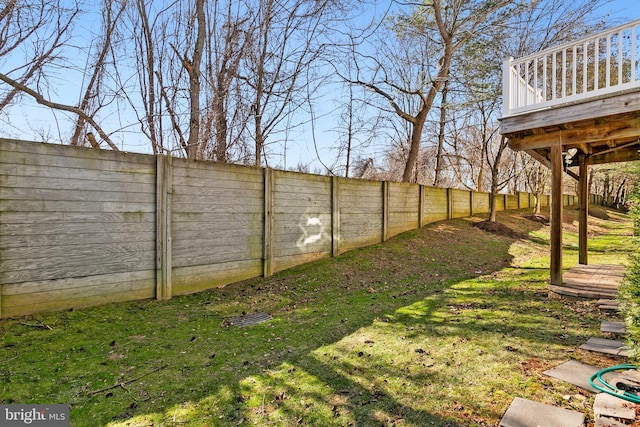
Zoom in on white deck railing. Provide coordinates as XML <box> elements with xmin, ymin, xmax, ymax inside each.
<box><xmin>503</xmin><ymin>19</ymin><xmax>640</xmax><ymax>117</ymax></box>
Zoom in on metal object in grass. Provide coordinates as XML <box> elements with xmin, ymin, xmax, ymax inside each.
<box><xmin>223</xmin><ymin>312</ymin><xmax>273</xmax><ymax>327</ymax></box>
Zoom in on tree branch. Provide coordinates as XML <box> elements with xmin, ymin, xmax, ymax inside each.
<box><xmin>0</xmin><ymin>72</ymin><xmax>119</xmax><ymax>150</ymax></box>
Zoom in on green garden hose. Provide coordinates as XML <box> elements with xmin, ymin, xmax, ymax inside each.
<box><xmin>589</xmin><ymin>364</ymin><xmax>640</xmax><ymax>403</ymax></box>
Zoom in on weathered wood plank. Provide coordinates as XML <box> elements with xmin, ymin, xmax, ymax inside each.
<box><xmin>451</xmin><ymin>189</ymin><xmax>471</xmax><ymax>218</ymax></box>
<box><xmin>1</xmin><ymin>253</ymin><xmax>155</xmax><ymax>283</ymax></box>
<box><xmin>506</xmin><ymin>194</ymin><xmax>519</xmax><ymax>210</ymax></box>
<box><xmin>173</xmin><ymin>260</ymin><xmax>263</xmax><ymax>295</ymax></box>
<box><xmin>264</xmin><ymin>168</ymin><xmax>274</xmax><ymax>277</ymax></box>
<box><xmin>0</xmin><ymin>199</ymin><xmax>155</xmax><ymax>213</ymax></box>
<box><xmin>273</xmin><ymin>251</ymin><xmax>330</xmax><ymax>273</ymax></box>
<box><xmin>500</xmin><ymin>91</ymin><xmax>640</xmax><ymax>135</ymax></box>
<box><xmin>551</xmin><ymin>144</ymin><xmax>564</xmax><ymax>286</ymax></box>
<box><xmin>172</xmin><ymin>246</ymin><xmax>264</xmax><ymax>268</ymax></box>
<box><xmin>1</xmin><ymin>187</ymin><xmax>155</xmax><ymax>203</ymax></box>
<box><xmin>0</xmin><ymin>139</ymin><xmax>155</xmax><ymax>169</ymax></box>
<box><xmin>2</xmin><ymin>270</ymin><xmax>154</xmax><ymax>295</ymax></box>
<box><xmin>2</xmin><ymin>276</ymin><xmax>155</xmax><ymax>318</ymax></box>
<box><xmin>0</xmin><ymin>161</ymin><xmax>155</xmax><ymax>183</ymax></box>
<box><xmin>0</xmin><ymin>230</ymin><xmax>154</xmax><ymax>248</ymax></box>
<box><xmin>1</xmin><ymin>241</ymin><xmax>154</xmax><ymax>267</ymax></box>
<box><xmin>473</xmin><ymin>192</ymin><xmax>491</xmax><ymax>214</ymax></box>
<box><xmin>0</xmin><ymin>211</ymin><xmax>155</xmax><ymax>225</ymax></box>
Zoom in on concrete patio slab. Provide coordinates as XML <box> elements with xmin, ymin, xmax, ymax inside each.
<box><xmin>543</xmin><ymin>360</ymin><xmax>601</xmax><ymax>393</ymax></box>
<box><xmin>499</xmin><ymin>397</ymin><xmax>584</xmax><ymax>427</ymax></box>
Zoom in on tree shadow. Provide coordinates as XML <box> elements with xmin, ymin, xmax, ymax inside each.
<box><xmin>3</xmin><ymin>209</ymin><xmax>599</xmax><ymax>426</ymax></box>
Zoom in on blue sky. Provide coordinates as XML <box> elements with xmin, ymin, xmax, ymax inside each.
<box><xmin>599</xmin><ymin>0</ymin><xmax>640</xmax><ymax>22</ymax></box>
<box><xmin>2</xmin><ymin>2</ymin><xmax>640</xmax><ymax>172</ymax></box>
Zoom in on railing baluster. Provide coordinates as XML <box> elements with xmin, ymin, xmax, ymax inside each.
<box><xmin>543</xmin><ymin>55</ymin><xmax>548</xmax><ymax>101</ymax></box>
<box><xmin>583</xmin><ymin>41</ymin><xmax>588</xmax><ymax>94</ymax></box>
<box><xmin>618</xmin><ymin>31</ymin><xmax>623</xmax><ymax>85</ymax></box>
<box><xmin>503</xmin><ymin>19</ymin><xmax>640</xmax><ymax>116</ymax></box>
<box><xmin>524</xmin><ymin>60</ymin><xmax>530</xmax><ymax>104</ymax></box>
<box><xmin>595</xmin><ymin>37</ymin><xmax>600</xmax><ymax>90</ymax></box>
<box><xmin>562</xmin><ymin>49</ymin><xmax>567</xmax><ymax>98</ymax></box>
<box><xmin>633</xmin><ymin>25</ymin><xmax>637</xmax><ymax>82</ymax></box>
<box><xmin>533</xmin><ymin>58</ymin><xmax>539</xmax><ymax>104</ymax></box>
<box><xmin>552</xmin><ymin>51</ymin><xmax>557</xmax><ymax>101</ymax></box>
<box><xmin>572</xmin><ymin>44</ymin><xmax>577</xmax><ymax>95</ymax></box>
<box><xmin>604</xmin><ymin>34</ymin><xmax>611</xmax><ymax>88</ymax></box>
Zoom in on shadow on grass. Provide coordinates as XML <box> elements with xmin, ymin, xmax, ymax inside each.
<box><xmin>1</xmin><ymin>208</ymin><xmax>622</xmax><ymax>426</ymax></box>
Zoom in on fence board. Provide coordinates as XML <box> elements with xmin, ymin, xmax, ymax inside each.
<box><xmin>451</xmin><ymin>189</ymin><xmax>471</xmax><ymax>218</ymax></box>
<box><xmin>339</xmin><ymin>178</ymin><xmax>383</xmax><ymax>252</ymax></box>
<box><xmin>423</xmin><ymin>187</ymin><xmax>448</xmax><ymax>223</ymax></box>
<box><xmin>473</xmin><ymin>192</ymin><xmax>491</xmax><ymax>214</ymax></box>
<box><xmin>170</xmin><ymin>158</ymin><xmax>264</xmax><ymax>295</ymax></box>
<box><xmin>388</xmin><ymin>182</ymin><xmax>420</xmax><ymax>237</ymax></box>
<box><xmin>272</xmin><ymin>171</ymin><xmax>332</xmax><ymax>272</ymax></box>
<box><xmin>0</xmin><ymin>140</ymin><xmax>157</xmax><ymax>315</ymax></box>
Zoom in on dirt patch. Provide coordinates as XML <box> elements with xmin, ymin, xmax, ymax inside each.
<box><xmin>471</xmin><ymin>220</ymin><xmax>525</xmax><ymax>239</ymax></box>
<box><xmin>522</xmin><ymin>214</ymin><xmax>550</xmax><ymax>225</ymax></box>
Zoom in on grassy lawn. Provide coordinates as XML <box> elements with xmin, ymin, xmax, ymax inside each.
<box><xmin>0</xmin><ymin>205</ymin><xmax>634</xmax><ymax>426</ymax></box>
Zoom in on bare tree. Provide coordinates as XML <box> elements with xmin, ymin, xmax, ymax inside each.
<box><xmin>342</xmin><ymin>0</ymin><xmax>512</xmax><ymax>183</ymax></box>
<box><xmin>0</xmin><ymin>0</ymin><xmax>79</xmax><ymax>112</ymax></box>
<box><xmin>240</xmin><ymin>0</ymin><xmax>344</xmax><ymax>167</ymax></box>
<box><xmin>70</xmin><ymin>0</ymin><xmax>126</xmax><ymax>147</ymax></box>
<box><xmin>202</xmin><ymin>0</ymin><xmax>252</xmax><ymax>162</ymax></box>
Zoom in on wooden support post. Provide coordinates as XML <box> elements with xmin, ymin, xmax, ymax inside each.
<box><xmin>331</xmin><ymin>176</ymin><xmax>340</xmax><ymax>257</ymax></box>
<box><xmin>156</xmin><ymin>155</ymin><xmax>172</xmax><ymax>300</ymax></box>
<box><xmin>470</xmin><ymin>191</ymin><xmax>475</xmax><ymax>217</ymax></box>
<box><xmin>550</xmin><ymin>144</ymin><xmax>563</xmax><ymax>287</ymax></box>
<box><xmin>382</xmin><ymin>181</ymin><xmax>389</xmax><ymax>241</ymax></box>
<box><xmin>263</xmin><ymin>168</ymin><xmax>274</xmax><ymax>277</ymax></box>
<box><xmin>578</xmin><ymin>154</ymin><xmax>589</xmax><ymax>265</ymax></box>
<box><xmin>418</xmin><ymin>185</ymin><xmax>425</xmax><ymax>228</ymax></box>
<box><xmin>446</xmin><ymin>188</ymin><xmax>453</xmax><ymax>220</ymax></box>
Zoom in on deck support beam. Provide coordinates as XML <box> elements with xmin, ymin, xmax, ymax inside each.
<box><xmin>550</xmin><ymin>144</ymin><xmax>563</xmax><ymax>287</ymax></box>
<box><xmin>578</xmin><ymin>153</ymin><xmax>589</xmax><ymax>265</ymax></box>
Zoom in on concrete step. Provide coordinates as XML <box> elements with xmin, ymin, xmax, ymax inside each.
<box><xmin>543</xmin><ymin>360</ymin><xmax>601</xmax><ymax>393</ymax></box>
<box><xmin>580</xmin><ymin>337</ymin><xmax>630</xmax><ymax>357</ymax></box>
<box><xmin>499</xmin><ymin>397</ymin><xmax>584</xmax><ymax>427</ymax></box>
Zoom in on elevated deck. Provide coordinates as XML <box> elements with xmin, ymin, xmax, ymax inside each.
<box><xmin>500</xmin><ymin>20</ymin><xmax>640</xmax><ymax>287</ymax></box>
<box><xmin>501</xmin><ymin>19</ymin><xmax>640</xmax><ymax>167</ymax></box>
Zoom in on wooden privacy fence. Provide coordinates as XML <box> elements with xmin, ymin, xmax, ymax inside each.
<box><xmin>0</xmin><ymin>139</ymin><xmax>580</xmax><ymax>318</ymax></box>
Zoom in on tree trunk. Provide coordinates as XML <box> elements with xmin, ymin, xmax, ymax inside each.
<box><xmin>186</xmin><ymin>0</ymin><xmax>206</xmax><ymax>159</ymax></box>
<box><xmin>434</xmin><ymin>80</ymin><xmax>449</xmax><ymax>186</ymax></box>
<box><xmin>402</xmin><ymin>111</ymin><xmax>427</xmax><ymax>183</ymax></box>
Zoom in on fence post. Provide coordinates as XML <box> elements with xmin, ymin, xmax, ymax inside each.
<box><xmin>263</xmin><ymin>168</ymin><xmax>274</xmax><ymax>277</ymax></box>
<box><xmin>382</xmin><ymin>181</ymin><xmax>389</xmax><ymax>241</ymax></box>
<box><xmin>419</xmin><ymin>185</ymin><xmax>425</xmax><ymax>228</ymax></box>
<box><xmin>447</xmin><ymin>188</ymin><xmax>453</xmax><ymax>219</ymax></box>
<box><xmin>331</xmin><ymin>176</ymin><xmax>340</xmax><ymax>257</ymax></box>
<box><xmin>156</xmin><ymin>154</ymin><xmax>172</xmax><ymax>301</ymax></box>
<box><xmin>470</xmin><ymin>191</ymin><xmax>475</xmax><ymax>217</ymax></box>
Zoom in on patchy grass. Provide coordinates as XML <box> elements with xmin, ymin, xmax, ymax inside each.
<box><xmin>0</xmin><ymin>205</ymin><xmax>634</xmax><ymax>426</ymax></box>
